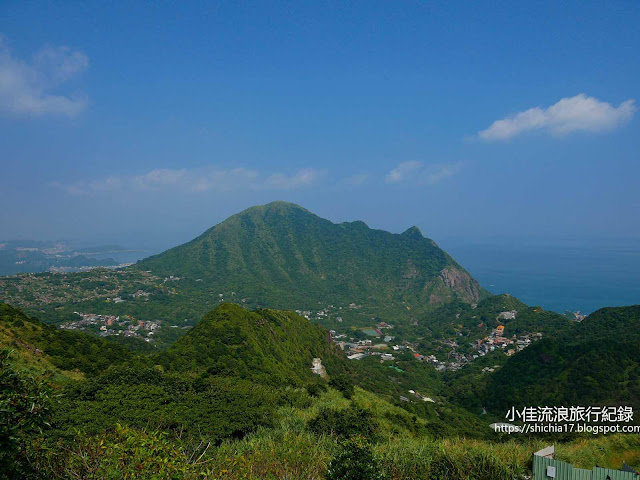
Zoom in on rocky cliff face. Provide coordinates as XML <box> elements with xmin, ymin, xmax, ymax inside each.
<box><xmin>425</xmin><ymin>267</ymin><xmax>483</xmax><ymax>305</ymax></box>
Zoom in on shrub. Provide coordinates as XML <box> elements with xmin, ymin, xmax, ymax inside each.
<box><xmin>309</xmin><ymin>405</ymin><xmax>378</xmax><ymax>439</ymax></box>
<box><xmin>327</xmin><ymin>435</ymin><xmax>385</xmax><ymax>480</ymax></box>
<box><xmin>0</xmin><ymin>348</ymin><xmax>52</xmax><ymax>479</ymax></box>
<box><xmin>34</xmin><ymin>424</ymin><xmax>212</xmax><ymax>479</ymax></box>
<box><xmin>329</xmin><ymin>374</ymin><xmax>355</xmax><ymax>399</ymax></box>
<box><xmin>306</xmin><ymin>382</ymin><xmax>327</xmax><ymax>397</ymax></box>
<box><xmin>279</xmin><ymin>387</ymin><xmax>313</xmax><ymax>409</ymax></box>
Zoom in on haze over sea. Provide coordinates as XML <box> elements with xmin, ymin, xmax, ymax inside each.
<box><xmin>445</xmin><ymin>240</ymin><xmax>640</xmax><ymax>315</ymax></box>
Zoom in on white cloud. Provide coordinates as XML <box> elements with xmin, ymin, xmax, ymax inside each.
<box><xmin>0</xmin><ymin>35</ymin><xmax>88</xmax><ymax>117</ymax></box>
<box><xmin>478</xmin><ymin>94</ymin><xmax>636</xmax><ymax>141</ymax></box>
<box><xmin>425</xmin><ymin>163</ymin><xmax>461</xmax><ymax>185</ymax></box>
<box><xmin>385</xmin><ymin>161</ymin><xmax>423</xmax><ymax>184</ymax></box>
<box><xmin>385</xmin><ymin>161</ymin><xmax>461</xmax><ymax>185</ymax></box>
<box><xmin>265</xmin><ymin>168</ymin><xmax>322</xmax><ymax>189</ymax></box>
<box><xmin>341</xmin><ymin>173</ymin><xmax>369</xmax><ymax>186</ymax></box>
<box><xmin>52</xmin><ymin>166</ymin><xmax>323</xmax><ymax>196</ymax></box>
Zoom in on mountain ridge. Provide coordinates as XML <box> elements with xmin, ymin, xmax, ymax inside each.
<box><xmin>135</xmin><ymin>201</ymin><xmax>489</xmax><ymax>314</ymax></box>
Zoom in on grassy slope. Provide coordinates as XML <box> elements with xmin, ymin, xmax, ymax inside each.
<box><xmin>0</xmin><ymin>302</ymin><xmax>136</xmax><ymax>378</ymax></box>
<box><xmin>0</xmin><ymin>304</ymin><xmax>81</xmax><ymax>382</ymax></box>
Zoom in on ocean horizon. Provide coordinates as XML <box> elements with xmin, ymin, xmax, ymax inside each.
<box><xmin>445</xmin><ymin>242</ymin><xmax>640</xmax><ymax>315</ymax></box>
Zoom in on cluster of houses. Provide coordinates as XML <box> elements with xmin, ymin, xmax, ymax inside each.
<box><xmin>418</xmin><ymin>352</ymin><xmax>464</xmax><ymax>372</ymax></box>
<box><xmin>60</xmin><ymin>312</ymin><xmax>120</xmax><ymax>330</ymax></box>
<box><xmin>427</xmin><ymin>312</ymin><xmax>543</xmax><ymax>370</ymax></box>
<box><xmin>472</xmin><ymin>327</ymin><xmax>543</xmax><ymax>358</ymax></box>
<box><xmin>329</xmin><ymin>310</ymin><xmax>543</xmax><ymax>373</ymax></box>
<box><xmin>293</xmin><ymin>300</ymin><xmax>369</xmax><ymax>325</ymax></box>
<box><xmin>567</xmin><ymin>310</ymin><xmax>586</xmax><ymax>322</ymax></box>
<box><xmin>107</xmin><ymin>289</ymin><xmax>152</xmax><ymax>304</ymax></box>
<box><xmin>48</xmin><ymin>263</ymin><xmax>132</xmax><ymax>273</ymax></box>
<box><xmin>60</xmin><ymin>312</ymin><xmax>161</xmax><ymax>342</ymax></box>
<box><xmin>332</xmin><ymin>336</ymin><xmax>399</xmax><ymax>361</ymax></box>
<box><xmin>296</xmin><ymin>307</ymin><xmax>332</xmax><ymax>321</ymax></box>
<box><xmin>296</xmin><ymin>302</ymin><xmax>362</xmax><ymax>323</ymax></box>
<box><xmin>329</xmin><ymin>320</ymin><xmax>400</xmax><ymax>360</ymax></box>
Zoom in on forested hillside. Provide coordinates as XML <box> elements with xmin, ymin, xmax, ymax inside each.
<box><xmin>485</xmin><ymin>306</ymin><xmax>640</xmax><ymax>412</ymax></box>
<box><xmin>159</xmin><ymin>303</ymin><xmax>347</xmax><ymax>385</ymax></box>
<box><xmin>136</xmin><ymin>202</ymin><xmax>489</xmax><ymax>312</ymax></box>
<box><xmin>3</xmin><ymin>301</ymin><xmax>640</xmax><ymax>478</ymax></box>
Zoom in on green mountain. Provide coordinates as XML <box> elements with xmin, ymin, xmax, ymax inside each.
<box><xmin>485</xmin><ymin>305</ymin><xmax>640</xmax><ymax>412</ymax></box>
<box><xmin>158</xmin><ymin>302</ymin><xmax>347</xmax><ymax>386</ymax></box>
<box><xmin>136</xmin><ymin>201</ymin><xmax>488</xmax><ymax>314</ymax></box>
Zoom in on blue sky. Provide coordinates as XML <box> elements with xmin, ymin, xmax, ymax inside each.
<box><xmin>1</xmin><ymin>1</ymin><xmax>639</xmax><ymax>250</ymax></box>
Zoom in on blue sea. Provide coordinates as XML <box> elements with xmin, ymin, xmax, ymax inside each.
<box><xmin>444</xmin><ymin>242</ymin><xmax>640</xmax><ymax>315</ymax></box>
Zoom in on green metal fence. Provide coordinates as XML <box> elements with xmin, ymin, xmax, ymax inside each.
<box><xmin>593</xmin><ymin>467</ymin><xmax>638</xmax><ymax>480</ymax></box>
<box><xmin>533</xmin><ymin>455</ymin><xmax>637</xmax><ymax>480</ymax></box>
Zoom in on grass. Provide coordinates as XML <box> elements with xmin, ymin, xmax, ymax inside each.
<box><xmin>23</xmin><ymin>385</ymin><xmax>640</xmax><ymax>479</ymax></box>
<box><xmin>0</xmin><ymin>324</ymin><xmax>84</xmax><ymax>383</ymax></box>
<box><xmin>557</xmin><ymin>434</ymin><xmax>640</xmax><ymax>470</ymax></box>
<box><xmin>194</xmin><ymin>389</ymin><xmax>640</xmax><ymax>479</ymax></box>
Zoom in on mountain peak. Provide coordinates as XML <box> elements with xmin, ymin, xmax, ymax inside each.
<box><xmin>402</xmin><ymin>226</ymin><xmax>423</xmax><ymax>239</ymax></box>
<box><xmin>250</xmin><ymin>201</ymin><xmax>306</xmax><ymax>212</ymax></box>
<box><xmin>232</xmin><ymin>201</ymin><xmax>313</xmax><ymax>221</ymax></box>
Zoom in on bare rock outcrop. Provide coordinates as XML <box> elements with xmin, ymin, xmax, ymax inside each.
<box><xmin>424</xmin><ymin>267</ymin><xmax>482</xmax><ymax>305</ymax></box>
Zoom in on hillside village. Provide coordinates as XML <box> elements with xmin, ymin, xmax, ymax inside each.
<box><xmin>329</xmin><ymin>309</ymin><xmax>544</xmax><ymax>372</ymax></box>
<box><xmin>60</xmin><ymin>312</ymin><xmax>163</xmax><ymax>342</ymax></box>
<box><xmin>0</xmin><ymin>266</ymin><xmax>552</xmax><ymax>376</ymax></box>
<box><xmin>0</xmin><ymin>269</ymin><xmax>162</xmax><ymax>309</ymax></box>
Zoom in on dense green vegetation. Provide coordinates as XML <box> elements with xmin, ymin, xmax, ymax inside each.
<box><xmin>485</xmin><ymin>305</ymin><xmax>640</xmax><ymax>413</ymax></box>
<box><xmin>2</xmin><ymin>300</ymin><xmax>640</xmax><ymax>478</ymax></box>
<box><xmin>136</xmin><ymin>201</ymin><xmax>489</xmax><ymax>314</ymax></box>
<box><xmin>53</xmin><ymin>366</ymin><xmax>279</xmax><ymax>444</ymax></box>
<box><xmin>0</xmin><ymin>348</ymin><xmax>53</xmax><ymax>479</ymax></box>
<box><xmin>9</xmin><ymin>376</ymin><xmax>640</xmax><ymax>479</ymax></box>
<box><xmin>0</xmin><ymin>303</ymin><xmax>136</xmax><ymax>376</ymax></box>
<box><xmin>159</xmin><ymin>303</ymin><xmax>347</xmax><ymax>385</ymax></box>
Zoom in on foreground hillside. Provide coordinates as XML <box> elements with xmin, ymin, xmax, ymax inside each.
<box><xmin>1</xmin><ymin>302</ymin><xmax>491</xmax><ymax>478</ymax></box>
<box><xmin>3</xmin><ymin>301</ymin><xmax>640</xmax><ymax>478</ymax></box>
<box><xmin>0</xmin><ymin>303</ymin><xmax>136</xmax><ymax>378</ymax></box>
